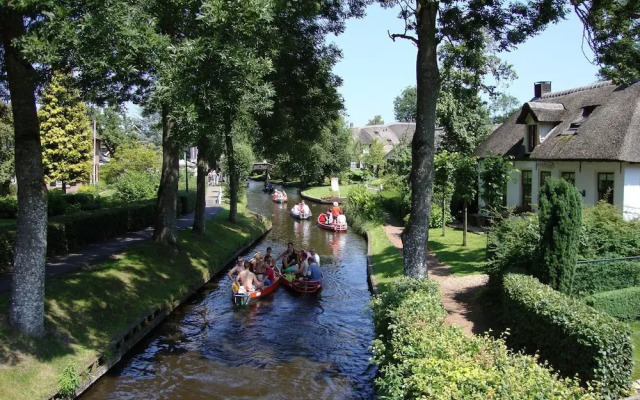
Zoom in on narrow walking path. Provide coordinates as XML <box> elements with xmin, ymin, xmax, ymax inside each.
<box><xmin>0</xmin><ymin>186</ymin><xmax>224</xmax><ymax>294</ymax></box>
<box><xmin>382</xmin><ymin>221</ymin><xmax>490</xmax><ymax>336</ymax></box>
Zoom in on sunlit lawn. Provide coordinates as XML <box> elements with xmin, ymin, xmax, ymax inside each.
<box><xmin>368</xmin><ymin>225</ymin><xmax>404</xmax><ymax>294</ymax></box>
<box><xmin>631</xmin><ymin>321</ymin><xmax>640</xmax><ymax>380</ymax></box>
<box><xmin>301</xmin><ymin>184</ymin><xmax>356</xmax><ymax>200</ymax></box>
<box><xmin>428</xmin><ymin>227</ymin><xmax>487</xmax><ymax>276</ymax></box>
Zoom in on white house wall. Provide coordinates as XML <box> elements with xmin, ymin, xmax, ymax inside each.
<box><xmin>623</xmin><ymin>165</ymin><xmax>640</xmax><ymax>221</ymax></box>
<box><xmin>507</xmin><ymin>160</ymin><xmax>626</xmax><ymax>211</ymax></box>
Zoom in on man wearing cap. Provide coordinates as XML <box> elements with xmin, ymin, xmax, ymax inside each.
<box><xmin>331</xmin><ymin>201</ymin><xmax>343</xmax><ymax>219</ymax></box>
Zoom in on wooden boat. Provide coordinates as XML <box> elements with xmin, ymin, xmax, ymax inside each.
<box><xmin>290</xmin><ymin>206</ymin><xmax>312</xmax><ymax>220</ymax></box>
<box><xmin>280</xmin><ymin>273</ymin><xmax>322</xmax><ymax>294</ymax></box>
<box><xmin>271</xmin><ymin>192</ymin><xmax>287</xmax><ymax>203</ymax></box>
<box><xmin>317</xmin><ymin>215</ymin><xmax>347</xmax><ymax>232</ymax></box>
<box><xmin>232</xmin><ymin>276</ymin><xmax>281</xmax><ymax>305</ymax></box>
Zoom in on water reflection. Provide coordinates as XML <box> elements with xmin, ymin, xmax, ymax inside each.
<box><xmin>81</xmin><ymin>181</ymin><xmax>375</xmax><ymax>400</ymax></box>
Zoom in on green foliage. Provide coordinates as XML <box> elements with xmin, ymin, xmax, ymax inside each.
<box><xmin>535</xmin><ymin>178</ymin><xmax>582</xmax><ymax>294</ymax></box>
<box><xmin>432</xmin><ymin>151</ymin><xmax>455</xmax><ymax>229</ymax></box>
<box><xmin>0</xmin><ymin>196</ymin><xmax>17</xmax><ymax>219</ymax></box>
<box><xmin>452</xmin><ymin>154</ymin><xmax>477</xmax><ymax>206</ymax></box>
<box><xmin>363</xmin><ymin>138</ymin><xmax>386</xmax><ymax>177</ymax></box>
<box><xmin>580</xmin><ymin>201</ymin><xmax>640</xmax><ymax>259</ymax></box>
<box><xmin>345</xmin><ymin>185</ymin><xmax>384</xmax><ymax>232</ymax></box>
<box><xmin>429</xmin><ymin>201</ymin><xmax>452</xmax><ymax>229</ymax></box>
<box><xmin>574</xmin><ymin>261</ymin><xmax>640</xmax><ymax>297</ymax></box>
<box><xmin>479</xmin><ymin>155</ymin><xmax>514</xmax><ymax>214</ymax></box>
<box><xmin>366</xmin><ymin>115</ymin><xmax>384</xmax><ymax>125</ymax></box>
<box><xmin>87</xmin><ymin>106</ymin><xmax>136</xmax><ymax>155</ymax></box>
<box><xmin>101</xmin><ymin>142</ymin><xmax>162</xmax><ymax>184</ymax></box>
<box><xmin>0</xmin><ymin>103</ymin><xmax>15</xmax><ymax>195</ymax></box>
<box><xmin>501</xmin><ymin>273</ymin><xmax>633</xmax><ymax>398</ymax></box>
<box><xmin>177</xmin><ymin>190</ymin><xmax>196</xmax><ymax>215</ymax></box>
<box><xmin>58</xmin><ymin>364</ymin><xmax>81</xmax><ymax>398</ymax></box>
<box><xmin>39</xmin><ymin>72</ymin><xmax>92</xmax><ymax>189</ymax></box>
<box><xmin>113</xmin><ymin>171</ymin><xmax>158</xmax><ymax>203</ymax></box>
<box><xmin>485</xmin><ymin>213</ymin><xmax>539</xmax><ymax>286</ymax></box>
<box><xmin>585</xmin><ymin>287</ymin><xmax>640</xmax><ymax>322</ymax></box>
<box><xmin>393</xmin><ymin>86</ymin><xmax>416</xmax><ymax>122</ymax></box>
<box><xmin>48</xmin><ymin>190</ymin><xmax>68</xmax><ymax>217</ymax></box>
<box><xmin>489</xmin><ymin>93</ymin><xmax>520</xmax><ymax>123</ymax></box>
<box><xmin>379</xmin><ymin>187</ymin><xmax>411</xmax><ymax>222</ymax></box>
<box><xmin>371</xmin><ymin>278</ymin><xmax>599</xmax><ymax>400</ymax></box>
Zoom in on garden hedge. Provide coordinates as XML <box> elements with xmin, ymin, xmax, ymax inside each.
<box><xmin>573</xmin><ymin>260</ymin><xmax>640</xmax><ymax>297</ymax></box>
<box><xmin>501</xmin><ymin>273</ymin><xmax>632</xmax><ymax>398</ymax></box>
<box><xmin>371</xmin><ymin>278</ymin><xmax>599</xmax><ymax>399</ymax></box>
<box><xmin>585</xmin><ymin>287</ymin><xmax>640</xmax><ymax>322</ymax></box>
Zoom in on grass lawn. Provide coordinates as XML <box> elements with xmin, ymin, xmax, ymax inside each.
<box><xmin>301</xmin><ymin>184</ymin><xmax>356</xmax><ymax>200</ymax></box>
<box><xmin>0</xmin><ymin>205</ymin><xmax>268</xmax><ymax>400</ymax></box>
<box><xmin>368</xmin><ymin>225</ymin><xmax>404</xmax><ymax>293</ymax></box>
<box><xmin>428</xmin><ymin>227</ymin><xmax>487</xmax><ymax>276</ymax></box>
<box><xmin>631</xmin><ymin>321</ymin><xmax>640</xmax><ymax>380</ymax></box>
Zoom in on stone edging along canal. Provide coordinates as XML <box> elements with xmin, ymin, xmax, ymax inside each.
<box><xmin>50</xmin><ymin>215</ymin><xmax>272</xmax><ymax>400</ymax></box>
<box><xmin>298</xmin><ymin>190</ymin><xmax>347</xmax><ymax>205</ymax></box>
<box><xmin>365</xmin><ymin>231</ymin><xmax>379</xmax><ymax>296</ymax></box>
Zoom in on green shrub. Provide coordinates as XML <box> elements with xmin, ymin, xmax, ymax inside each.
<box><xmin>585</xmin><ymin>287</ymin><xmax>640</xmax><ymax>322</ymax></box>
<box><xmin>501</xmin><ymin>273</ymin><xmax>632</xmax><ymax>398</ymax></box>
<box><xmin>126</xmin><ymin>200</ymin><xmax>156</xmax><ymax>231</ymax></box>
<box><xmin>573</xmin><ymin>260</ymin><xmax>640</xmax><ymax>297</ymax></box>
<box><xmin>535</xmin><ymin>178</ymin><xmax>582</xmax><ymax>294</ymax></box>
<box><xmin>113</xmin><ymin>171</ymin><xmax>158</xmax><ymax>202</ymax></box>
<box><xmin>177</xmin><ymin>190</ymin><xmax>196</xmax><ymax>215</ymax></box>
<box><xmin>0</xmin><ymin>196</ymin><xmax>17</xmax><ymax>219</ymax></box>
<box><xmin>371</xmin><ymin>278</ymin><xmax>599</xmax><ymax>400</ymax></box>
<box><xmin>429</xmin><ymin>201</ymin><xmax>452</xmax><ymax>229</ymax></box>
<box><xmin>344</xmin><ymin>185</ymin><xmax>383</xmax><ymax>233</ymax></box>
<box><xmin>48</xmin><ymin>189</ymin><xmax>68</xmax><ymax>216</ymax></box>
<box><xmin>485</xmin><ymin>213</ymin><xmax>539</xmax><ymax>286</ymax></box>
<box><xmin>580</xmin><ymin>201</ymin><xmax>640</xmax><ymax>258</ymax></box>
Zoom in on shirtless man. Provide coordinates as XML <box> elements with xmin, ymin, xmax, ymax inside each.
<box><xmin>237</xmin><ymin>268</ymin><xmax>263</xmax><ymax>292</ymax></box>
<box><xmin>227</xmin><ymin>255</ymin><xmax>246</xmax><ymax>281</ymax></box>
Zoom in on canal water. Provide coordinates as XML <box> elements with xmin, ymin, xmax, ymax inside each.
<box><xmin>81</xmin><ymin>180</ymin><xmax>376</xmax><ymax>400</ymax></box>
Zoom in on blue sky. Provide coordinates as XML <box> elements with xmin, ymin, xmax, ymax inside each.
<box><xmin>329</xmin><ymin>4</ymin><xmax>601</xmax><ymax>127</ymax></box>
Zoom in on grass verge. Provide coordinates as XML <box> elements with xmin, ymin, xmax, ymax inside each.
<box><xmin>368</xmin><ymin>225</ymin><xmax>403</xmax><ymax>293</ymax></box>
<box><xmin>631</xmin><ymin>321</ymin><xmax>640</xmax><ymax>380</ymax></box>
<box><xmin>300</xmin><ymin>184</ymin><xmax>356</xmax><ymax>201</ymax></box>
<box><xmin>0</xmin><ymin>204</ymin><xmax>268</xmax><ymax>400</ymax></box>
<box><xmin>428</xmin><ymin>227</ymin><xmax>486</xmax><ymax>275</ymax></box>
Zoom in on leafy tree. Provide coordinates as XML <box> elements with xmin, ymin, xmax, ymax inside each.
<box><xmin>364</xmin><ymin>138</ymin><xmax>386</xmax><ymax>176</ymax></box>
<box><xmin>480</xmin><ymin>155</ymin><xmax>514</xmax><ymax>215</ymax></box>
<box><xmin>101</xmin><ymin>141</ymin><xmax>162</xmax><ymax>184</ymax></box>
<box><xmin>433</xmin><ymin>151</ymin><xmax>455</xmax><ymax>236</ymax></box>
<box><xmin>393</xmin><ymin>86</ymin><xmax>417</xmax><ymax>122</ymax></box>
<box><xmin>535</xmin><ymin>178</ymin><xmax>582</xmax><ymax>294</ymax></box>
<box><xmin>490</xmin><ymin>93</ymin><xmax>521</xmax><ymax>124</ymax></box>
<box><xmin>0</xmin><ymin>103</ymin><xmax>14</xmax><ymax>195</ymax></box>
<box><xmin>367</xmin><ymin>115</ymin><xmax>385</xmax><ymax>125</ymax></box>
<box><xmin>88</xmin><ymin>106</ymin><xmax>136</xmax><ymax>156</ymax></box>
<box><xmin>39</xmin><ymin>72</ymin><xmax>92</xmax><ymax>193</ymax></box>
<box><xmin>113</xmin><ymin>170</ymin><xmax>158</xmax><ymax>202</ymax></box>
<box><xmin>453</xmin><ymin>154</ymin><xmax>477</xmax><ymax>246</ymax></box>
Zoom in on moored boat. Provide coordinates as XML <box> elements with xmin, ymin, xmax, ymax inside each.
<box><xmin>232</xmin><ymin>276</ymin><xmax>281</xmax><ymax>305</ymax></box>
<box><xmin>280</xmin><ymin>273</ymin><xmax>322</xmax><ymax>294</ymax></box>
<box><xmin>317</xmin><ymin>215</ymin><xmax>347</xmax><ymax>232</ymax></box>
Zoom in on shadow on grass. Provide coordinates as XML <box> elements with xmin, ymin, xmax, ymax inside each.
<box><xmin>428</xmin><ymin>241</ymin><xmax>486</xmax><ymax>275</ymax></box>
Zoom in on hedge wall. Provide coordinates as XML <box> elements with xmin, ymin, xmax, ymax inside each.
<box><xmin>501</xmin><ymin>273</ymin><xmax>632</xmax><ymax>399</ymax></box>
<box><xmin>585</xmin><ymin>287</ymin><xmax>640</xmax><ymax>322</ymax></box>
<box><xmin>573</xmin><ymin>260</ymin><xmax>640</xmax><ymax>297</ymax></box>
<box><xmin>371</xmin><ymin>278</ymin><xmax>599</xmax><ymax>399</ymax></box>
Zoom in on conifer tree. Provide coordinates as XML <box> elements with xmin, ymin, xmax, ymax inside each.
<box><xmin>535</xmin><ymin>178</ymin><xmax>582</xmax><ymax>294</ymax></box>
<box><xmin>39</xmin><ymin>72</ymin><xmax>92</xmax><ymax>193</ymax></box>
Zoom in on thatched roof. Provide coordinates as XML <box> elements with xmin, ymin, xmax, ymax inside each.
<box><xmin>351</xmin><ymin>123</ymin><xmax>444</xmax><ymax>158</ymax></box>
<box><xmin>475</xmin><ymin>80</ymin><xmax>640</xmax><ymax>162</ymax></box>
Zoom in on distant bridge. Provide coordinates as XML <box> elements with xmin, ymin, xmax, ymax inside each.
<box><xmin>252</xmin><ymin>162</ymin><xmax>272</xmax><ymax>172</ymax></box>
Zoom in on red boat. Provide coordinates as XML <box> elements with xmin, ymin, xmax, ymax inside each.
<box><xmin>271</xmin><ymin>192</ymin><xmax>287</xmax><ymax>203</ymax></box>
<box><xmin>317</xmin><ymin>215</ymin><xmax>347</xmax><ymax>232</ymax></box>
<box><xmin>232</xmin><ymin>276</ymin><xmax>281</xmax><ymax>305</ymax></box>
<box><xmin>280</xmin><ymin>273</ymin><xmax>322</xmax><ymax>294</ymax></box>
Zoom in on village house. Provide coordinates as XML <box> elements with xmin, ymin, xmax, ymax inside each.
<box><xmin>475</xmin><ymin>80</ymin><xmax>640</xmax><ymax>221</ymax></box>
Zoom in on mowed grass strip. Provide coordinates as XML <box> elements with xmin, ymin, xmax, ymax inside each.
<box><xmin>631</xmin><ymin>321</ymin><xmax>640</xmax><ymax>380</ymax></box>
<box><xmin>368</xmin><ymin>225</ymin><xmax>403</xmax><ymax>293</ymax></box>
<box><xmin>300</xmin><ymin>184</ymin><xmax>356</xmax><ymax>201</ymax></box>
<box><xmin>428</xmin><ymin>227</ymin><xmax>486</xmax><ymax>276</ymax></box>
<box><xmin>0</xmin><ymin>205</ymin><xmax>268</xmax><ymax>400</ymax></box>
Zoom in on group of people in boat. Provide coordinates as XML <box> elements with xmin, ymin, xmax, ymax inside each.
<box><xmin>228</xmin><ymin>243</ymin><xmax>322</xmax><ymax>293</ymax></box>
<box><xmin>318</xmin><ymin>202</ymin><xmax>346</xmax><ymax>225</ymax></box>
<box><xmin>292</xmin><ymin>200</ymin><xmax>311</xmax><ymax>216</ymax></box>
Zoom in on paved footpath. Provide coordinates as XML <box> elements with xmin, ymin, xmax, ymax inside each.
<box><xmin>0</xmin><ymin>186</ymin><xmax>224</xmax><ymax>294</ymax></box>
<box><xmin>382</xmin><ymin>221</ymin><xmax>489</xmax><ymax>336</ymax></box>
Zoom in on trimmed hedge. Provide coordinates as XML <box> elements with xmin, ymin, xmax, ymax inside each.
<box><xmin>177</xmin><ymin>190</ymin><xmax>196</xmax><ymax>215</ymax></box>
<box><xmin>371</xmin><ymin>278</ymin><xmax>599</xmax><ymax>399</ymax></box>
<box><xmin>585</xmin><ymin>287</ymin><xmax>640</xmax><ymax>322</ymax></box>
<box><xmin>573</xmin><ymin>260</ymin><xmax>640</xmax><ymax>297</ymax></box>
<box><xmin>501</xmin><ymin>273</ymin><xmax>632</xmax><ymax>398</ymax></box>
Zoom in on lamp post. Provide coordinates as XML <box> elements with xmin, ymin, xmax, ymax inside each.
<box><xmin>185</xmin><ymin>151</ymin><xmax>189</xmax><ymax>192</ymax></box>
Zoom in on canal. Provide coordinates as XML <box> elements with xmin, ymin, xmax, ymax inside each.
<box><xmin>81</xmin><ymin>180</ymin><xmax>376</xmax><ymax>400</ymax></box>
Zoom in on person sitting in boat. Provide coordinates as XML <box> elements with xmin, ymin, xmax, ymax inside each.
<box><xmin>277</xmin><ymin>242</ymin><xmax>298</xmax><ymax>269</ymax></box>
<box><xmin>325</xmin><ymin>209</ymin><xmax>334</xmax><ymax>224</ymax></box>
<box><xmin>250</xmin><ymin>252</ymin><xmax>267</xmax><ymax>280</ymax></box>
<box><xmin>295</xmin><ymin>250</ymin><xmax>310</xmax><ymax>277</ymax></box>
<box><xmin>263</xmin><ymin>261</ymin><xmax>277</xmax><ymax>286</ymax></box>
<box><xmin>331</xmin><ymin>202</ymin><xmax>343</xmax><ymax>219</ymax></box>
<box><xmin>227</xmin><ymin>255</ymin><xmax>246</xmax><ymax>282</ymax></box>
<box><xmin>237</xmin><ymin>267</ymin><xmax>263</xmax><ymax>292</ymax></box>
<box><xmin>309</xmin><ymin>248</ymin><xmax>320</xmax><ymax>265</ymax></box>
<box><xmin>306</xmin><ymin>257</ymin><xmax>323</xmax><ymax>283</ymax></box>
<box><xmin>336</xmin><ymin>214</ymin><xmax>347</xmax><ymax>226</ymax></box>
<box><xmin>263</xmin><ymin>253</ymin><xmax>275</xmax><ymax>268</ymax></box>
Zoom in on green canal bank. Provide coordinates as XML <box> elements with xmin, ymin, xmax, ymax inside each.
<box><xmin>0</xmin><ymin>204</ymin><xmax>270</xmax><ymax>400</ymax></box>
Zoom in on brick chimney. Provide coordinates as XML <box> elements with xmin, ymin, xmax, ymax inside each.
<box><xmin>534</xmin><ymin>81</ymin><xmax>552</xmax><ymax>98</ymax></box>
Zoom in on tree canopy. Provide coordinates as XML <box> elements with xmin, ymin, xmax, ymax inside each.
<box><xmin>394</xmin><ymin>86</ymin><xmax>417</xmax><ymax>123</ymax></box>
<box><xmin>367</xmin><ymin>115</ymin><xmax>385</xmax><ymax>125</ymax></box>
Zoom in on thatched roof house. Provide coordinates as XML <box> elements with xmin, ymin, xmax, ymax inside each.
<box><xmin>350</xmin><ymin>123</ymin><xmax>444</xmax><ymax>163</ymax></box>
<box><xmin>475</xmin><ymin>80</ymin><xmax>640</xmax><ymax>220</ymax></box>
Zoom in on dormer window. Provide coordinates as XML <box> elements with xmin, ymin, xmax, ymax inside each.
<box><xmin>528</xmin><ymin>125</ymin><xmax>538</xmax><ymax>151</ymax></box>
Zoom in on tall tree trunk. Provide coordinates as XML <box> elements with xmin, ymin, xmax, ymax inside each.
<box><xmin>463</xmin><ymin>201</ymin><xmax>468</xmax><ymax>246</ymax></box>
<box><xmin>153</xmin><ymin>104</ymin><xmax>179</xmax><ymax>247</ymax></box>
<box><xmin>2</xmin><ymin>9</ymin><xmax>48</xmax><ymax>337</ymax></box>
<box><xmin>224</xmin><ymin>114</ymin><xmax>238</xmax><ymax>223</ymax></box>
<box><xmin>193</xmin><ymin>136</ymin><xmax>208</xmax><ymax>234</ymax></box>
<box><xmin>401</xmin><ymin>1</ymin><xmax>439</xmax><ymax>279</ymax></box>
<box><xmin>62</xmin><ymin>182</ymin><xmax>67</xmax><ymax>194</ymax></box>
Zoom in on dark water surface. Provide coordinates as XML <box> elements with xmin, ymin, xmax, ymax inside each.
<box><xmin>81</xmin><ymin>181</ymin><xmax>376</xmax><ymax>400</ymax></box>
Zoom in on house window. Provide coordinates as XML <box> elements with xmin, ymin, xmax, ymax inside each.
<box><xmin>561</xmin><ymin>172</ymin><xmax>575</xmax><ymax>186</ymax></box>
<box><xmin>597</xmin><ymin>173</ymin><xmax>614</xmax><ymax>204</ymax></box>
<box><xmin>540</xmin><ymin>171</ymin><xmax>551</xmax><ymax>189</ymax></box>
<box><xmin>522</xmin><ymin>170</ymin><xmax>532</xmax><ymax>210</ymax></box>
<box><xmin>528</xmin><ymin>125</ymin><xmax>538</xmax><ymax>151</ymax></box>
